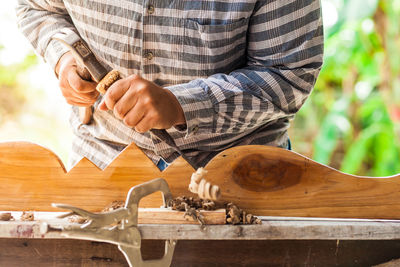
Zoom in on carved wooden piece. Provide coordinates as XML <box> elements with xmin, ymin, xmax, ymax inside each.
<box><xmin>1</xmin><ymin>142</ymin><xmax>400</xmax><ymax>219</ymax></box>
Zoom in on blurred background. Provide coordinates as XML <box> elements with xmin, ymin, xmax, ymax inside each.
<box><xmin>1</xmin><ymin>1</ymin><xmax>399</xmax><ymax>175</ymax></box>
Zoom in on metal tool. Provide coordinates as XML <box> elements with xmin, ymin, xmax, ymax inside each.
<box><xmin>50</xmin><ymin>178</ymin><xmax>177</xmax><ymax>267</ymax></box>
<box><xmin>52</xmin><ymin>29</ymin><xmax>110</xmax><ymax>124</ymax></box>
<box><xmin>52</xmin><ymin>29</ymin><xmax>109</xmax><ymax>83</ymax></box>
<box><xmin>52</xmin><ymin>30</ymin><xmax>195</xmax><ymax>169</ymax></box>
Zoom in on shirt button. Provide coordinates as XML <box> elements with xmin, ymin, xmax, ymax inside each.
<box><xmin>145</xmin><ymin>52</ymin><xmax>154</xmax><ymax>60</ymax></box>
<box><xmin>147</xmin><ymin>5</ymin><xmax>155</xmax><ymax>14</ymax></box>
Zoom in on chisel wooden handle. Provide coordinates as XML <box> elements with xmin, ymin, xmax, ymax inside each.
<box><xmin>76</xmin><ymin>67</ymin><xmax>120</xmax><ymax>124</ymax></box>
<box><xmin>75</xmin><ymin>64</ymin><xmax>93</xmax><ymax>124</ymax></box>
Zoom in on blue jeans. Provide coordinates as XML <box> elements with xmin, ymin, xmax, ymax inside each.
<box><xmin>157</xmin><ymin>139</ymin><xmax>292</xmax><ymax>171</ymax></box>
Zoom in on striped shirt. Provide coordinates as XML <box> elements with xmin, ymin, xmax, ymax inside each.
<box><xmin>16</xmin><ymin>0</ymin><xmax>324</xmax><ymax>170</ymax></box>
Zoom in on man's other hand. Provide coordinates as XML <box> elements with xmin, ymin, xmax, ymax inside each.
<box><xmin>55</xmin><ymin>52</ymin><xmax>99</xmax><ymax>107</ymax></box>
<box><xmin>98</xmin><ymin>74</ymin><xmax>186</xmax><ymax>133</ymax></box>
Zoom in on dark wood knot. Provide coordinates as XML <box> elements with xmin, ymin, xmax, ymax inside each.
<box><xmin>231</xmin><ymin>154</ymin><xmax>301</xmax><ymax>192</ymax></box>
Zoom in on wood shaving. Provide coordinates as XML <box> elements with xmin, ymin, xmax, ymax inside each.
<box><xmin>0</xmin><ymin>212</ymin><xmax>13</xmax><ymax>221</ymax></box>
<box><xmin>170</xmin><ymin>196</ymin><xmax>261</xmax><ymax>225</ymax></box>
<box><xmin>188</xmin><ymin>168</ymin><xmax>220</xmax><ymax>200</ymax></box>
<box><xmin>20</xmin><ymin>211</ymin><xmax>34</xmax><ymax>221</ymax></box>
<box><xmin>226</xmin><ymin>203</ymin><xmax>262</xmax><ymax>225</ymax></box>
<box><xmin>102</xmin><ymin>200</ymin><xmax>125</xmax><ymax>212</ymax></box>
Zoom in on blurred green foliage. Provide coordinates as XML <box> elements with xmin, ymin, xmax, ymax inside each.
<box><xmin>291</xmin><ymin>0</ymin><xmax>400</xmax><ymax>176</ymax></box>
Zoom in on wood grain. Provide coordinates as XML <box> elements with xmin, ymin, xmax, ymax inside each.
<box><xmin>137</xmin><ymin>208</ymin><xmax>226</xmax><ymax>225</ymax></box>
<box><xmin>1</xmin><ymin>141</ymin><xmax>400</xmax><ymax>219</ymax></box>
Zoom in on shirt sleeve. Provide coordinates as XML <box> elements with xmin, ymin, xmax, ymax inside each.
<box><xmin>166</xmin><ymin>0</ymin><xmax>324</xmax><ymax>137</ymax></box>
<box><xmin>15</xmin><ymin>0</ymin><xmax>80</xmax><ymax>70</ymax></box>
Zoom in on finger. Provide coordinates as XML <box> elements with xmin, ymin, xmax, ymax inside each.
<box><xmin>66</xmin><ymin>98</ymin><xmax>95</xmax><ymax>107</ymax></box>
<box><xmin>134</xmin><ymin>114</ymin><xmax>153</xmax><ymax>133</ymax></box>
<box><xmin>67</xmin><ymin>68</ymin><xmax>97</xmax><ymax>93</ymax></box>
<box><xmin>103</xmin><ymin>78</ymin><xmax>131</xmax><ymax>111</ymax></box>
<box><xmin>113</xmin><ymin>88</ymin><xmax>139</xmax><ymax>120</ymax></box>
<box><xmin>74</xmin><ymin>90</ymin><xmax>100</xmax><ymax>102</ymax></box>
<box><xmin>98</xmin><ymin>100</ymin><xmax>108</xmax><ymax>111</ymax></box>
<box><xmin>123</xmin><ymin>103</ymin><xmax>145</xmax><ymax>128</ymax></box>
<box><xmin>62</xmin><ymin>89</ymin><xmax>99</xmax><ymax>104</ymax></box>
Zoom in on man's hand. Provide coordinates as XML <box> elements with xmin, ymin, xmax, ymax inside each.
<box><xmin>98</xmin><ymin>74</ymin><xmax>186</xmax><ymax>133</ymax></box>
<box><xmin>55</xmin><ymin>52</ymin><xmax>99</xmax><ymax>107</ymax></box>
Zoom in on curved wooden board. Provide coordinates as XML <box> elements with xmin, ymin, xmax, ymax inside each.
<box><xmin>0</xmin><ymin>141</ymin><xmax>195</xmax><ymax>212</ymax></box>
<box><xmin>204</xmin><ymin>146</ymin><xmax>400</xmax><ymax>219</ymax></box>
<box><xmin>1</xmin><ymin>142</ymin><xmax>400</xmax><ymax>219</ymax></box>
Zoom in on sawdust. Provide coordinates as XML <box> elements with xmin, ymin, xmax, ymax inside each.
<box><xmin>20</xmin><ymin>211</ymin><xmax>34</xmax><ymax>221</ymax></box>
<box><xmin>0</xmin><ymin>212</ymin><xmax>14</xmax><ymax>221</ymax></box>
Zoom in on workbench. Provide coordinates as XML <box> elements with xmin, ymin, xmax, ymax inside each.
<box><xmin>1</xmin><ymin>212</ymin><xmax>400</xmax><ymax>266</ymax></box>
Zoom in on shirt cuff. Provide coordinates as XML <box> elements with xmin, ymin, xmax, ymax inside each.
<box><xmin>166</xmin><ymin>83</ymin><xmax>215</xmax><ymax>137</ymax></box>
<box><xmin>44</xmin><ymin>38</ymin><xmax>71</xmax><ymax>73</ymax></box>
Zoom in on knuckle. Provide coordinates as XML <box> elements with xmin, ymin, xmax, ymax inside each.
<box><xmin>108</xmin><ymin>89</ymin><xmax>119</xmax><ymax>101</ymax></box>
<box><xmin>135</xmin><ymin>125</ymin><xmax>146</xmax><ymax>133</ymax></box>
<box><xmin>142</xmin><ymin>96</ymin><xmax>153</xmax><ymax>106</ymax></box>
<box><xmin>135</xmin><ymin>82</ymin><xmax>148</xmax><ymax>94</ymax></box>
<box><xmin>130</xmin><ymin>74</ymin><xmax>140</xmax><ymax>81</ymax></box>
<box><xmin>123</xmin><ymin>116</ymin><xmax>135</xmax><ymax>127</ymax></box>
<box><xmin>113</xmin><ymin>105</ymin><xmax>124</xmax><ymax>118</ymax></box>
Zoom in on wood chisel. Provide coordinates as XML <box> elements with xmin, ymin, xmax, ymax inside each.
<box><xmin>52</xmin><ymin>30</ymin><xmax>120</xmax><ymax>124</ymax></box>
<box><xmin>52</xmin><ymin>30</ymin><xmax>198</xmax><ymax>169</ymax></box>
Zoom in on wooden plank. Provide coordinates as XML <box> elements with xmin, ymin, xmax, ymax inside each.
<box><xmin>137</xmin><ymin>208</ymin><xmax>225</xmax><ymax>225</ymax></box>
<box><xmin>2</xmin><ymin>142</ymin><xmax>400</xmax><ymax>218</ymax></box>
<box><xmin>139</xmin><ymin>220</ymin><xmax>400</xmax><ymax>240</ymax></box>
<box><xmin>0</xmin><ymin>208</ymin><xmax>226</xmax><ymax>227</ymax></box>
<box><xmin>2</xmin><ymin>212</ymin><xmax>400</xmax><ymax>240</ymax></box>
<box><xmin>1</xmin><ymin>239</ymin><xmax>400</xmax><ymax>267</ymax></box>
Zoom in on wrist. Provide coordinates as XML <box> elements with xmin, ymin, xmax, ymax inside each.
<box><xmin>55</xmin><ymin>51</ymin><xmax>73</xmax><ymax>78</ymax></box>
<box><xmin>165</xmin><ymin>89</ymin><xmax>186</xmax><ymax>126</ymax></box>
